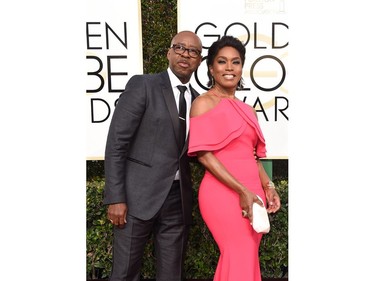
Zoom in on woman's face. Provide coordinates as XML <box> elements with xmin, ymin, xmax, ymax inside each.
<box><xmin>209</xmin><ymin>46</ymin><xmax>243</xmax><ymax>89</ymax></box>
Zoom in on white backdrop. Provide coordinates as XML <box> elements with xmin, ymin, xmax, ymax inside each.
<box><xmin>178</xmin><ymin>0</ymin><xmax>289</xmax><ymax>158</ymax></box>
<box><xmin>86</xmin><ymin>0</ymin><xmax>143</xmax><ymax>159</ymax></box>
<box><xmin>3</xmin><ymin>1</ymin><xmax>375</xmax><ymax>280</ymax></box>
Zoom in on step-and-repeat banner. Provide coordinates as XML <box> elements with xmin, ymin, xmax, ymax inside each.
<box><xmin>178</xmin><ymin>0</ymin><xmax>288</xmax><ymax>158</ymax></box>
<box><xmin>86</xmin><ymin>0</ymin><xmax>287</xmax><ymax>159</ymax></box>
<box><xmin>86</xmin><ymin>0</ymin><xmax>143</xmax><ymax>159</ymax></box>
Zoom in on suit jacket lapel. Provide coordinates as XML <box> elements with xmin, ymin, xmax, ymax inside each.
<box><xmin>160</xmin><ymin>72</ymin><xmax>180</xmax><ymax>147</ymax></box>
<box><xmin>189</xmin><ymin>84</ymin><xmax>199</xmax><ymax>102</ymax></box>
<box><xmin>160</xmin><ymin>72</ymin><xmax>201</xmax><ymax>155</ymax></box>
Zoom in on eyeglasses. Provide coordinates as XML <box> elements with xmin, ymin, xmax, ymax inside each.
<box><xmin>170</xmin><ymin>44</ymin><xmax>201</xmax><ymax>58</ymax></box>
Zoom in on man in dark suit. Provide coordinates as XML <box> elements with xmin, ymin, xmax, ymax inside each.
<box><xmin>103</xmin><ymin>31</ymin><xmax>202</xmax><ymax>281</ymax></box>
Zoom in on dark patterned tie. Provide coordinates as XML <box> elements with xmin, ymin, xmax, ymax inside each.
<box><xmin>177</xmin><ymin>85</ymin><xmax>187</xmax><ymax>151</ymax></box>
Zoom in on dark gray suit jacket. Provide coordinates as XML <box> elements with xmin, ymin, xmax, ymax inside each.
<box><xmin>103</xmin><ymin>71</ymin><xmax>199</xmax><ymax>225</ymax></box>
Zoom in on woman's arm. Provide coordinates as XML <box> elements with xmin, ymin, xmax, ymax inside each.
<box><xmin>257</xmin><ymin>160</ymin><xmax>281</xmax><ymax>213</ymax></box>
<box><xmin>249</xmin><ymin>105</ymin><xmax>281</xmax><ymax>213</ymax></box>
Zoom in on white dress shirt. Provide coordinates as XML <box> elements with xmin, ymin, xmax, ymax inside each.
<box><xmin>167</xmin><ymin>67</ymin><xmax>192</xmax><ymax>180</ymax></box>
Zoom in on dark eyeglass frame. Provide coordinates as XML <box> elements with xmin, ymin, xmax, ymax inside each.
<box><xmin>170</xmin><ymin>44</ymin><xmax>201</xmax><ymax>58</ymax></box>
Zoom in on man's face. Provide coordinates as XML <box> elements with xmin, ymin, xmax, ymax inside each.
<box><xmin>167</xmin><ymin>32</ymin><xmax>202</xmax><ymax>84</ymax></box>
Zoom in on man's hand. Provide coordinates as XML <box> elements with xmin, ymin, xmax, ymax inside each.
<box><xmin>107</xmin><ymin>203</ymin><xmax>128</xmax><ymax>228</ymax></box>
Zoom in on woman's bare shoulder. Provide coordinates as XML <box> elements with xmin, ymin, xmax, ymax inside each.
<box><xmin>190</xmin><ymin>91</ymin><xmax>220</xmax><ymax>117</ymax></box>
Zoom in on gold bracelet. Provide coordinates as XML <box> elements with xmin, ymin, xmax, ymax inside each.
<box><xmin>265</xmin><ymin>181</ymin><xmax>275</xmax><ymax>189</ymax></box>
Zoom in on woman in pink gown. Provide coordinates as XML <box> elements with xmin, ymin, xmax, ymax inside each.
<box><xmin>188</xmin><ymin>36</ymin><xmax>281</xmax><ymax>281</ymax></box>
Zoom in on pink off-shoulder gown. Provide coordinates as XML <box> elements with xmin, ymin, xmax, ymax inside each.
<box><xmin>188</xmin><ymin>97</ymin><xmax>267</xmax><ymax>281</ymax></box>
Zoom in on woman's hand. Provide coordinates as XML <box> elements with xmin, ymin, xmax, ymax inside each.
<box><xmin>239</xmin><ymin>189</ymin><xmax>263</xmax><ymax>223</ymax></box>
<box><xmin>264</xmin><ymin>188</ymin><xmax>281</xmax><ymax>213</ymax></box>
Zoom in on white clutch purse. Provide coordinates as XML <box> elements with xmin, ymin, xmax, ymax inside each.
<box><xmin>252</xmin><ymin>195</ymin><xmax>270</xmax><ymax>234</ymax></box>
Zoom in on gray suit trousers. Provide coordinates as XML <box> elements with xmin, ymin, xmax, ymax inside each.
<box><xmin>109</xmin><ymin>181</ymin><xmax>189</xmax><ymax>281</ymax></box>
